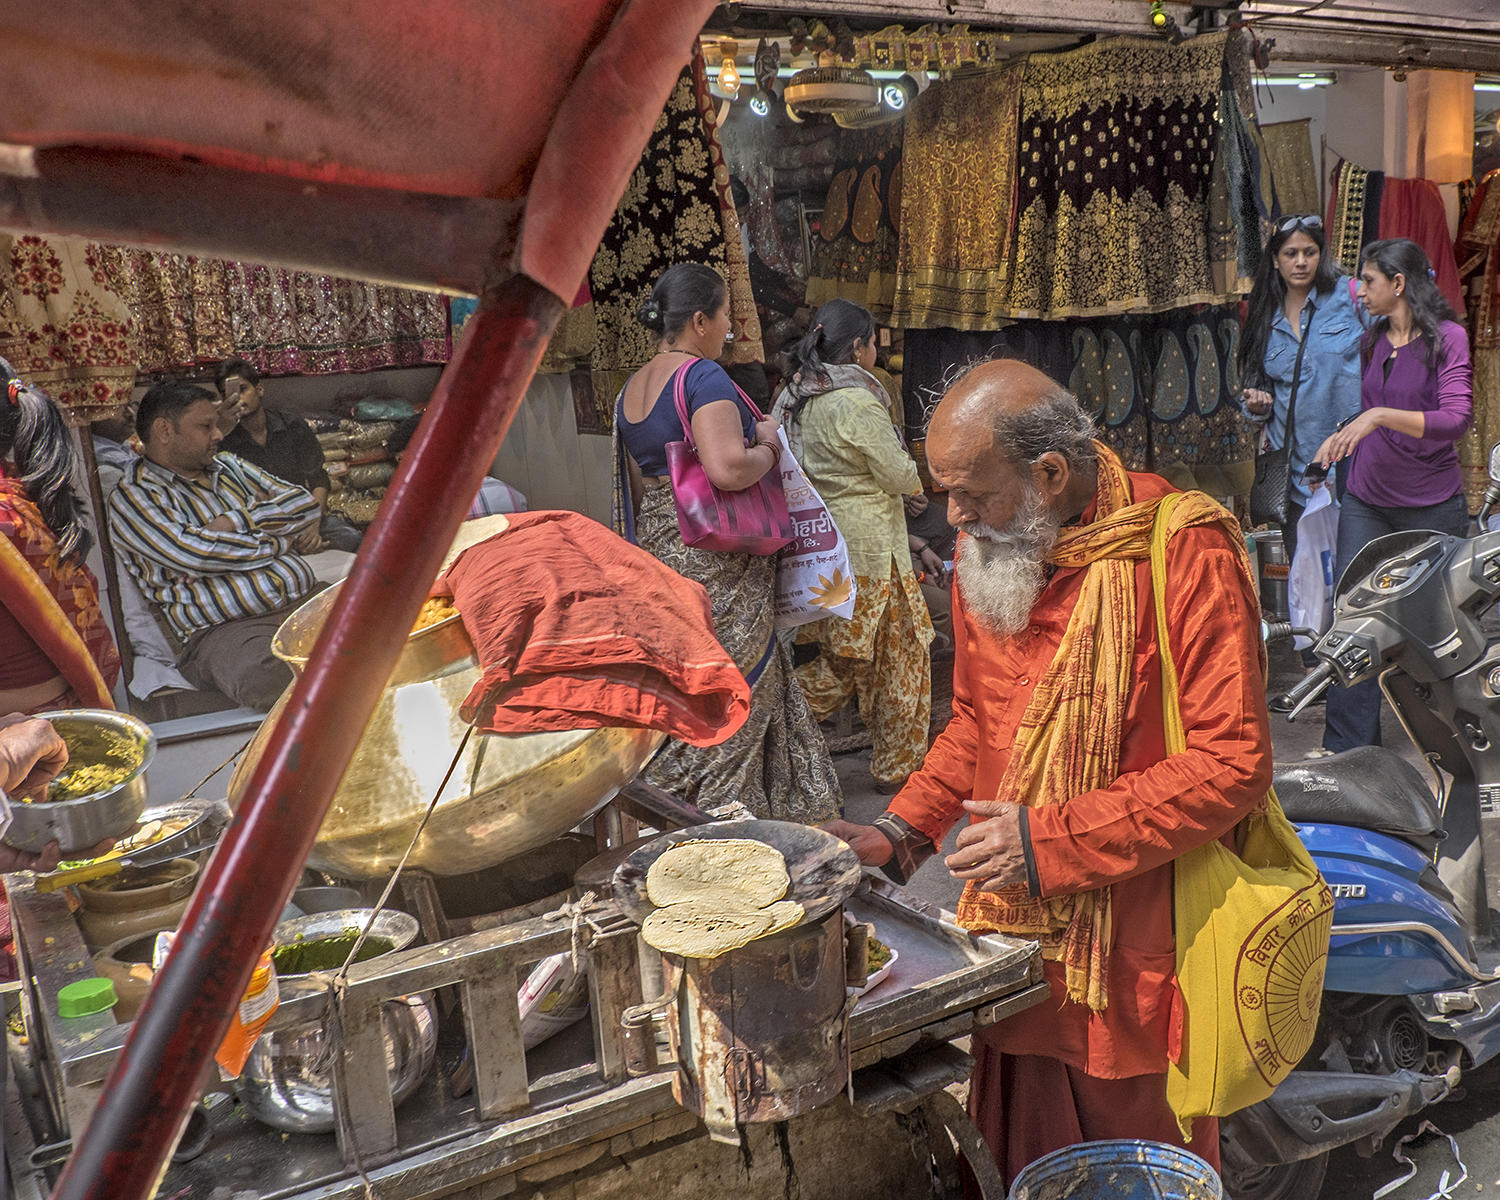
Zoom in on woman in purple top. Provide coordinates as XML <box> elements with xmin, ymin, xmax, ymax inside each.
<box><xmin>1314</xmin><ymin>237</ymin><xmax>1474</xmax><ymax>753</ymax></box>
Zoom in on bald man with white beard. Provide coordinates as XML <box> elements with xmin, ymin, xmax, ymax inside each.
<box><xmin>825</xmin><ymin>359</ymin><xmax>1272</xmax><ymax>1184</ymax></box>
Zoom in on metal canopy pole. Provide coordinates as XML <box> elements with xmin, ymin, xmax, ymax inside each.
<box><xmin>49</xmin><ymin>275</ymin><xmax>564</xmax><ymax>1200</ymax></box>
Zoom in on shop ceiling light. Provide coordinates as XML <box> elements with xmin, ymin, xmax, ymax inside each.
<box><xmin>1262</xmin><ymin>73</ymin><xmax>1337</xmax><ymax>88</ymax></box>
<box><xmin>718</xmin><ymin>39</ymin><xmax>741</xmax><ymax>98</ymax></box>
<box><xmin>750</xmin><ymin>92</ymin><xmax>771</xmax><ymax>117</ymax></box>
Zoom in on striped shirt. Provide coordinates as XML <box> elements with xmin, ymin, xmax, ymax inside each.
<box><xmin>108</xmin><ymin>453</ymin><xmax>320</xmax><ymax>645</ymax></box>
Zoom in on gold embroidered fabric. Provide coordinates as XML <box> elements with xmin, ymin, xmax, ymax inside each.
<box><xmin>1329</xmin><ymin>159</ymin><xmax>1371</xmax><ymax>277</ymax></box>
<box><xmin>588</xmin><ymin>60</ymin><xmax>763</xmax><ymax>422</ymax></box>
<box><xmin>1006</xmin><ymin>32</ymin><xmax>1238</xmax><ymax>320</ymax></box>
<box><xmin>97</xmin><ymin>248</ymin><xmax>234</xmax><ymax>370</ymax></box>
<box><xmin>891</xmin><ymin>65</ymin><xmax>1025</xmax><ymax>330</ymax></box>
<box><xmin>1261</xmin><ymin>120</ymin><xmax>1321</xmax><ymax>220</ymax></box>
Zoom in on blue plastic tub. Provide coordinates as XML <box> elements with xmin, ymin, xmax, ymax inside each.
<box><xmin>1008</xmin><ymin>1139</ymin><xmax>1223</xmax><ymax>1200</ymax></box>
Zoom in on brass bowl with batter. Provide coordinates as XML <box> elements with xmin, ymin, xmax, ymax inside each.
<box><xmin>227</xmin><ymin>520</ymin><xmax>664</xmax><ymax>879</ymax></box>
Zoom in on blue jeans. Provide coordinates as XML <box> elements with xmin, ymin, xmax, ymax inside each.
<box><xmin>1322</xmin><ymin>490</ymin><xmax>1470</xmax><ymax>752</ymax></box>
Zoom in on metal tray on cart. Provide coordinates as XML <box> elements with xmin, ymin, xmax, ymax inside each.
<box><xmin>7</xmin><ymin>870</ymin><xmax>1042</xmax><ymax>1200</ymax></box>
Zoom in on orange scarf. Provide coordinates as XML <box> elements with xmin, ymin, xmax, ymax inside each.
<box><xmin>0</xmin><ymin>474</ymin><xmax>116</xmax><ymax>708</ymax></box>
<box><xmin>955</xmin><ymin>445</ymin><xmax>1254</xmax><ymax>1011</ymax></box>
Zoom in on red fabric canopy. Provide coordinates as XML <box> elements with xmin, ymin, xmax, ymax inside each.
<box><xmin>0</xmin><ymin>0</ymin><xmax>715</xmax><ymax>303</ymax></box>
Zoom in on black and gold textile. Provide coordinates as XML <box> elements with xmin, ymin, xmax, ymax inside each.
<box><xmin>1328</xmin><ymin>159</ymin><xmax>1384</xmax><ymax>277</ymax></box>
<box><xmin>890</xmin><ymin>65</ymin><xmax>1025</xmax><ymax>330</ymax></box>
<box><xmin>1006</xmin><ymin>31</ymin><xmax>1239</xmax><ymax>320</ymax></box>
<box><xmin>850</xmin><ymin>23</ymin><xmax>1019</xmax><ymax>73</ymax></box>
<box><xmin>805</xmin><ymin>124</ymin><xmax>903</xmax><ymax>320</ymax></box>
<box><xmin>587</xmin><ymin>62</ymin><xmax>761</xmax><ymax>427</ymax></box>
<box><xmin>901</xmin><ymin>303</ymin><xmax>1254</xmax><ymax>495</ymax></box>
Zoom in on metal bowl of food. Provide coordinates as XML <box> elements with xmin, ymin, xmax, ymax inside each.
<box><xmin>5</xmin><ymin>710</ymin><xmax>154</xmax><ymax>856</ymax></box>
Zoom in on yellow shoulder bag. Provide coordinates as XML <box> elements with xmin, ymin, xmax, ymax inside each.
<box><xmin>1150</xmin><ymin>492</ymin><xmax>1335</xmax><ymax>1137</ymax></box>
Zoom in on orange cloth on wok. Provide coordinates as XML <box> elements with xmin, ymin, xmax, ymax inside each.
<box><xmin>434</xmin><ymin>510</ymin><xmax>749</xmax><ymax>745</ymax></box>
<box><xmin>888</xmin><ymin>471</ymin><xmax>1271</xmax><ymax>1079</ymax></box>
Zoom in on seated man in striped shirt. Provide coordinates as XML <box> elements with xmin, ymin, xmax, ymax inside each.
<box><xmin>108</xmin><ymin>380</ymin><xmax>323</xmax><ymax>711</ymax></box>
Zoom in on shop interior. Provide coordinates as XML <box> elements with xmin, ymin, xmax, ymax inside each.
<box><xmin>4</xmin><ymin>11</ymin><xmax>1497</xmax><ymax>732</ymax></box>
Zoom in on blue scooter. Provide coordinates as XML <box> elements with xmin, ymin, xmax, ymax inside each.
<box><xmin>1219</xmin><ymin>451</ymin><xmax>1500</xmax><ymax>1200</ymax></box>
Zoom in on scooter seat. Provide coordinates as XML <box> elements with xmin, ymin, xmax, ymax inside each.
<box><xmin>1273</xmin><ymin>746</ymin><xmax>1443</xmax><ymax>853</ymax></box>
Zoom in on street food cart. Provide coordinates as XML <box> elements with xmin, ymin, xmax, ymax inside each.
<box><xmin>0</xmin><ymin>4</ymin><xmax>1045</xmax><ymax>1197</ymax></box>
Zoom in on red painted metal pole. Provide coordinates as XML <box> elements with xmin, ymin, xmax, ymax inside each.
<box><xmin>50</xmin><ymin>276</ymin><xmax>564</xmax><ymax>1200</ymax></box>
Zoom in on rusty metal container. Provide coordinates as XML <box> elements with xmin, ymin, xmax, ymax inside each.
<box><xmin>663</xmin><ymin>908</ymin><xmax>851</xmax><ymax>1141</ymax></box>
<box><xmin>613</xmin><ymin>821</ymin><xmax>863</xmax><ymax>1143</ymax></box>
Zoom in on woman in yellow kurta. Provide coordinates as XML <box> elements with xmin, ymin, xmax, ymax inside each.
<box><xmin>772</xmin><ymin>300</ymin><xmax>933</xmax><ymax>790</ymax></box>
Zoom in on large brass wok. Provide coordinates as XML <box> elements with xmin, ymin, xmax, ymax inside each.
<box><xmin>227</xmin><ymin>518</ymin><xmax>665</xmax><ymax>879</ymax></box>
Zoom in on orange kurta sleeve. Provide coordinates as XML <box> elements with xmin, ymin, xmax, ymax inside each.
<box><xmin>1026</xmin><ymin>523</ymin><xmax>1272</xmax><ymax>897</ymax></box>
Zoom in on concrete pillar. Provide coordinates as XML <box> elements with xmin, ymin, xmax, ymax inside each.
<box><xmin>1406</xmin><ymin>70</ymin><xmax>1477</xmax><ymax>184</ymax></box>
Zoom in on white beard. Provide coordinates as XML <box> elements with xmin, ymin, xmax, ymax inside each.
<box><xmin>955</xmin><ymin>487</ymin><xmax>1062</xmax><ymax>638</ymax></box>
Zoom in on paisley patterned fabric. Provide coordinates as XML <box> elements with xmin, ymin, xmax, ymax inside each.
<box><xmin>891</xmin><ymin>65</ymin><xmax>1026</xmax><ymax>331</ymax></box>
<box><xmin>902</xmin><ymin>302</ymin><xmax>1254</xmax><ymax>495</ymax></box>
<box><xmin>632</xmin><ymin>484</ymin><xmax>841</xmax><ymax>823</ymax></box>
<box><xmin>805</xmin><ymin>124</ymin><xmax>903</xmax><ymax>320</ymax></box>
<box><xmin>0</xmin><ymin>466</ymin><xmax>119</xmax><ymax>700</ymax></box>
<box><xmin>0</xmin><ymin>232</ymin><xmax>451</xmax><ymax>422</ymax></box>
<box><xmin>0</xmin><ymin>235</ymin><xmax>138</xmax><ymax>422</ymax></box>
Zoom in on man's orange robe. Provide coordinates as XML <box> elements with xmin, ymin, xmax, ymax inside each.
<box><xmin>888</xmin><ymin>471</ymin><xmax>1273</xmax><ymax>1176</ymax></box>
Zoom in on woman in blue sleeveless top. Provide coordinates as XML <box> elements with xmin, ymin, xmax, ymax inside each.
<box><xmin>615</xmin><ymin>264</ymin><xmax>840</xmax><ymax>822</ymax></box>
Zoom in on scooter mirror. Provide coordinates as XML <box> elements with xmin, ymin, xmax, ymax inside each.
<box><xmin>1489</xmin><ymin>441</ymin><xmax>1500</xmax><ymax>484</ymax></box>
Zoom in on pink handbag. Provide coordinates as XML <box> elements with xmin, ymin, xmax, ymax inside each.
<box><xmin>665</xmin><ymin>361</ymin><xmax>794</xmax><ymax>555</ymax></box>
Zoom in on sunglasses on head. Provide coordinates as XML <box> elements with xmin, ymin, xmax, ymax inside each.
<box><xmin>1277</xmin><ymin>214</ymin><xmax>1323</xmax><ymax>234</ymax></box>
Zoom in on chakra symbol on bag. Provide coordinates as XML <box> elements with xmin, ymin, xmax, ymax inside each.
<box><xmin>1234</xmin><ymin>879</ymin><xmax>1335</xmax><ymax>1084</ymax></box>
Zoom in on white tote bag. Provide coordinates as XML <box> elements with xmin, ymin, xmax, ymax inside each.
<box><xmin>1288</xmin><ymin>485</ymin><xmax>1338</xmax><ymax>650</ymax></box>
<box><xmin>772</xmin><ymin>430</ymin><xmax>857</xmax><ymax>630</ymax></box>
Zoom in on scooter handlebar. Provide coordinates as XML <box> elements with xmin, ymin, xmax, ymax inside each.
<box><xmin>1277</xmin><ymin>662</ymin><xmax>1337</xmax><ymax>722</ymax></box>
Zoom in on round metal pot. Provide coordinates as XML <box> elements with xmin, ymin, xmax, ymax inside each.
<box><xmin>235</xmin><ymin>909</ymin><xmax>438</xmax><ymax>1134</ymax></box>
<box><xmin>6</xmin><ymin>710</ymin><xmax>154</xmax><ymax>855</ymax></box>
<box><xmin>226</xmin><ymin>580</ymin><xmax>663</xmax><ymax>879</ymax></box>
<box><xmin>76</xmin><ymin>858</ymin><xmax>199</xmax><ymax>951</ymax></box>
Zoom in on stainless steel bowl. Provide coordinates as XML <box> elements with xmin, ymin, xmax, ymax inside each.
<box><xmin>269</xmin><ymin>908</ymin><xmax>421</xmax><ymax>963</ymax></box>
<box><xmin>5</xmin><ymin>710</ymin><xmax>154</xmax><ymax>855</ymax></box>
<box><xmin>236</xmin><ymin>908</ymin><xmax>436</xmax><ymax>1133</ymax></box>
<box><xmin>228</xmin><ymin>568</ymin><xmax>664</xmax><ymax>879</ymax></box>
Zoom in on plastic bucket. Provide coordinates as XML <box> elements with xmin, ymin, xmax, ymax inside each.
<box><xmin>1008</xmin><ymin>1139</ymin><xmax>1223</xmax><ymax>1200</ymax></box>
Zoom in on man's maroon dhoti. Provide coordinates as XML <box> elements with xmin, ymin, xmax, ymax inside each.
<box><xmin>966</xmin><ymin>1025</ymin><xmax>1220</xmax><ymax>1189</ymax></box>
